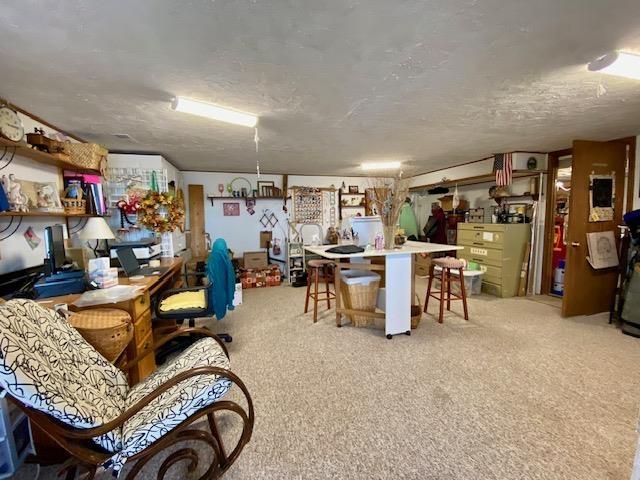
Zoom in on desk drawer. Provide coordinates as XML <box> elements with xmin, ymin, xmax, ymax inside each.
<box><xmin>457</xmin><ymin>246</ymin><xmax>504</xmax><ymax>267</ymax></box>
<box><xmin>134</xmin><ymin>310</ymin><xmax>152</xmax><ymax>347</ymax></box>
<box><xmin>458</xmin><ymin>223</ymin><xmax>506</xmax><ymax>233</ymax></box>
<box><xmin>131</xmin><ymin>292</ymin><xmax>151</xmax><ymax>318</ymax></box>
<box><xmin>136</xmin><ymin>331</ymin><xmax>156</xmax><ymax>382</ymax></box>
<box><xmin>457</xmin><ymin>230</ymin><xmax>505</xmax><ymax>249</ymax></box>
<box><xmin>477</xmin><ymin>264</ymin><xmax>503</xmax><ymax>284</ymax></box>
<box><xmin>481</xmin><ymin>281</ymin><xmax>504</xmax><ymax>297</ymax></box>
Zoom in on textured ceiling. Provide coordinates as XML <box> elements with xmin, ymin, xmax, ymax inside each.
<box><xmin>1</xmin><ymin>1</ymin><xmax>640</xmax><ymax>177</ymax></box>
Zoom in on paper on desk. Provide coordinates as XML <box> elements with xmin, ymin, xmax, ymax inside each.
<box><xmin>73</xmin><ymin>285</ymin><xmax>145</xmax><ymax>307</ymax></box>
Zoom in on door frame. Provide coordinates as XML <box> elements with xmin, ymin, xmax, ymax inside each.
<box><xmin>541</xmin><ymin>148</ymin><xmax>572</xmax><ymax>295</ymax></box>
<box><xmin>540</xmin><ymin>136</ymin><xmax>636</xmax><ymax>296</ymax></box>
<box><xmin>621</xmin><ymin>136</ymin><xmax>637</xmax><ymax>213</ymax></box>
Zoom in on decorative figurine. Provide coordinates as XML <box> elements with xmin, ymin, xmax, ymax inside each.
<box><xmin>2</xmin><ymin>174</ymin><xmax>29</xmax><ymax>212</ymax></box>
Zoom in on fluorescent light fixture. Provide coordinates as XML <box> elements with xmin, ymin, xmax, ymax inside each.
<box><xmin>587</xmin><ymin>51</ymin><xmax>640</xmax><ymax>80</ymax></box>
<box><xmin>171</xmin><ymin>97</ymin><xmax>258</xmax><ymax>127</ymax></box>
<box><xmin>361</xmin><ymin>161</ymin><xmax>402</xmax><ymax>171</ymax></box>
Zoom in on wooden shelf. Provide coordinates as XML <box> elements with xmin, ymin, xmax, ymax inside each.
<box><xmin>492</xmin><ymin>194</ymin><xmax>539</xmax><ymax>202</ymax></box>
<box><xmin>340</xmin><ymin>205</ymin><xmax>366</xmax><ymax>208</ymax></box>
<box><xmin>409</xmin><ymin>170</ymin><xmax>546</xmax><ymax>192</ymax></box>
<box><xmin>341</xmin><ymin>192</ymin><xmax>365</xmax><ymax>196</ymax></box>
<box><xmin>0</xmin><ymin>137</ymin><xmax>100</xmax><ymax>174</ymax></box>
<box><xmin>206</xmin><ymin>195</ymin><xmax>288</xmax><ymax>206</ymax></box>
<box><xmin>0</xmin><ymin>211</ymin><xmax>107</xmax><ymax>218</ymax></box>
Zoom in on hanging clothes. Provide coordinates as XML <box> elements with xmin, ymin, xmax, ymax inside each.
<box><xmin>206</xmin><ymin>238</ymin><xmax>236</xmax><ymax>320</ymax></box>
<box><xmin>399</xmin><ymin>200</ymin><xmax>419</xmax><ymax>240</ymax></box>
<box><xmin>424</xmin><ymin>206</ymin><xmax>447</xmax><ymax>245</ymax></box>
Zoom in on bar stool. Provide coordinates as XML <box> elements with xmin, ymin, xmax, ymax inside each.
<box><xmin>424</xmin><ymin>257</ymin><xmax>469</xmax><ymax>323</ymax></box>
<box><xmin>304</xmin><ymin>259</ymin><xmax>336</xmax><ymax>322</ymax></box>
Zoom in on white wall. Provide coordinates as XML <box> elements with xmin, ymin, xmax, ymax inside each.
<box><xmin>0</xmin><ymin>113</ymin><xmax>74</xmax><ymax>275</ymax></box>
<box><xmin>181</xmin><ymin>172</ymin><xmax>375</xmax><ymax>257</ymax></box>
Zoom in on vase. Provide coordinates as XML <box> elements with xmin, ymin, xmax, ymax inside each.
<box><xmin>383</xmin><ymin>225</ymin><xmax>396</xmax><ymax>250</ymax></box>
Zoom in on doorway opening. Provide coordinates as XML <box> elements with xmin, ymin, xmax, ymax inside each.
<box><xmin>549</xmin><ymin>156</ymin><xmax>572</xmax><ymax>298</ymax></box>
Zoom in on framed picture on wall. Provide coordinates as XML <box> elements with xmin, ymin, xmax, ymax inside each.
<box><xmin>223</xmin><ymin>202</ymin><xmax>240</xmax><ymax>216</ymax></box>
<box><xmin>348</xmin><ymin>185</ymin><xmax>359</xmax><ymax>194</ymax></box>
<box><xmin>257</xmin><ymin>181</ymin><xmax>275</xmax><ymax>197</ymax></box>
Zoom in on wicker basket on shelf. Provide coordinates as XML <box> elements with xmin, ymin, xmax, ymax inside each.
<box><xmin>67</xmin><ymin>142</ymin><xmax>109</xmax><ymax>174</ymax></box>
<box><xmin>68</xmin><ymin>309</ymin><xmax>133</xmax><ymax>362</ymax></box>
<box><xmin>61</xmin><ymin>184</ymin><xmax>86</xmax><ymax>215</ymax></box>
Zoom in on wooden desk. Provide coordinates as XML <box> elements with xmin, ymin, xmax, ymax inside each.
<box><xmin>38</xmin><ymin>257</ymin><xmax>184</xmax><ymax>384</ymax></box>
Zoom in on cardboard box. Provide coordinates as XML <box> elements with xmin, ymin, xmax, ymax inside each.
<box><xmin>243</xmin><ymin>251</ymin><xmax>268</xmax><ymax>269</ymax></box>
<box><xmin>259</xmin><ymin>231</ymin><xmax>272</xmax><ymax>249</ymax></box>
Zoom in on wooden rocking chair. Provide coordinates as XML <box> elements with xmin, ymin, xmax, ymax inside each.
<box><xmin>0</xmin><ymin>299</ymin><xmax>254</xmax><ymax>479</ymax></box>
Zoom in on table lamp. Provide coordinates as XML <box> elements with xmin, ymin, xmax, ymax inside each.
<box><xmin>78</xmin><ymin>217</ymin><xmax>116</xmax><ymax>257</ymax></box>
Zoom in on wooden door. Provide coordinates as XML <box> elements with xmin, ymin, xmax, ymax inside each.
<box><xmin>562</xmin><ymin>140</ymin><xmax>627</xmax><ymax>317</ymax></box>
<box><xmin>188</xmin><ymin>184</ymin><xmax>207</xmax><ymax>258</ymax></box>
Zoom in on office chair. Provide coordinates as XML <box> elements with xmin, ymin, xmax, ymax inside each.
<box><xmin>154</xmin><ymin>239</ymin><xmax>237</xmax><ymax>362</ymax></box>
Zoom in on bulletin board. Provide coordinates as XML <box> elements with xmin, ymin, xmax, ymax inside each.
<box><xmin>292</xmin><ymin>187</ymin><xmax>323</xmax><ymax>224</ymax></box>
<box><xmin>589</xmin><ymin>173</ymin><xmax>615</xmax><ymax>222</ymax></box>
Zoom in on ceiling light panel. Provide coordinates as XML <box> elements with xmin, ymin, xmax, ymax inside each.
<box><xmin>172</xmin><ymin>97</ymin><xmax>258</xmax><ymax>127</ymax></box>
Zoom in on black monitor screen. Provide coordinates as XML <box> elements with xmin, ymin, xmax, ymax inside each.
<box><xmin>45</xmin><ymin>225</ymin><xmax>66</xmax><ymax>272</ymax></box>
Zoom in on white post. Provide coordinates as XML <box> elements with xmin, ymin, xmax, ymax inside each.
<box><xmin>385</xmin><ymin>253</ymin><xmax>412</xmax><ymax>336</ymax></box>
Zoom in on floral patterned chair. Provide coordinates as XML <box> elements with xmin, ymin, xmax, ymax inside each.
<box><xmin>0</xmin><ymin>299</ymin><xmax>254</xmax><ymax>479</ymax></box>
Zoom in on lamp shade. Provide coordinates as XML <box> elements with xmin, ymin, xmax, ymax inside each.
<box><xmin>78</xmin><ymin>217</ymin><xmax>116</xmax><ymax>240</ymax></box>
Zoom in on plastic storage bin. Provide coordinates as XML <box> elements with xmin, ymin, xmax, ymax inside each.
<box><xmin>434</xmin><ymin>266</ymin><xmax>484</xmax><ymax>295</ymax></box>
<box><xmin>340</xmin><ymin>269</ymin><xmax>381</xmax><ymax>327</ymax></box>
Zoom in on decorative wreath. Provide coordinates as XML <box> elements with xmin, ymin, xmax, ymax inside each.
<box><xmin>138</xmin><ymin>191</ymin><xmax>185</xmax><ymax>233</ymax></box>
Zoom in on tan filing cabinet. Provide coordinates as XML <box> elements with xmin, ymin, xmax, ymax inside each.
<box><xmin>456</xmin><ymin>223</ymin><xmax>530</xmax><ymax>297</ymax></box>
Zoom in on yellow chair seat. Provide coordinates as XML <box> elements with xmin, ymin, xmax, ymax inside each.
<box><xmin>159</xmin><ymin>290</ymin><xmax>207</xmax><ymax>312</ymax></box>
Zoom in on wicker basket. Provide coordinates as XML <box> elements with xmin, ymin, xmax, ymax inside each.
<box><xmin>340</xmin><ymin>272</ymin><xmax>380</xmax><ymax>327</ymax></box>
<box><xmin>69</xmin><ymin>309</ymin><xmax>133</xmax><ymax>362</ymax></box>
<box><xmin>67</xmin><ymin>142</ymin><xmax>109</xmax><ymax>173</ymax></box>
<box><xmin>61</xmin><ymin>185</ymin><xmax>86</xmax><ymax>215</ymax></box>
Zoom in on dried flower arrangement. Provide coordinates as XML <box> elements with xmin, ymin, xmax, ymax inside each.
<box><xmin>368</xmin><ymin>175</ymin><xmax>410</xmax><ymax>249</ymax></box>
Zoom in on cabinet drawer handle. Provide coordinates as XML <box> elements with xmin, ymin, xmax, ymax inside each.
<box><xmin>473</xmin><ymin>242</ymin><xmax>484</xmax><ymax>246</ymax></box>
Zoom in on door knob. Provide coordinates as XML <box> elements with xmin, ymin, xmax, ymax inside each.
<box><xmin>571</xmin><ymin>242</ymin><xmax>580</xmax><ymax>247</ymax></box>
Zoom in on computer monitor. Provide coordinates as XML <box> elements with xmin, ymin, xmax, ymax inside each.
<box><xmin>44</xmin><ymin>225</ymin><xmax>66</xmax><ymax>274</ymax></box>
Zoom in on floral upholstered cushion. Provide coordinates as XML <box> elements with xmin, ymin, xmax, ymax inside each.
<box><xmin>104</xmin><ymin>337</ymin><xmax>231</xmax><ymax>471</ymax></box>
<box><xmin>433</xmin><ymin>257</ymin><xmax>467</xmax><ymax>269</ymax></box>
<box><xmin>0</xmin><ymin>300</ymin><xmax>128</xmax><ymax>451</ymax></box>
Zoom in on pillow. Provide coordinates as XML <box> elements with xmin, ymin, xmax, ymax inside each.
<box><xmin>0</xmin><ymin>300</ymin><xmax>128</xmax><ymax>451</ymax></box>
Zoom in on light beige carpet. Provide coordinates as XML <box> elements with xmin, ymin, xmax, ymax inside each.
<box><xmin>23</xmin><ymin>280</ymin><xmax>640</xmax><ymax>479</ymax></box>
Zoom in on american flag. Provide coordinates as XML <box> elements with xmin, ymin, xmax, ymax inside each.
<box><xmin>493</xmin><ymin>153</ymin><xmax>513</xmax><ymax>186</ymax></box>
